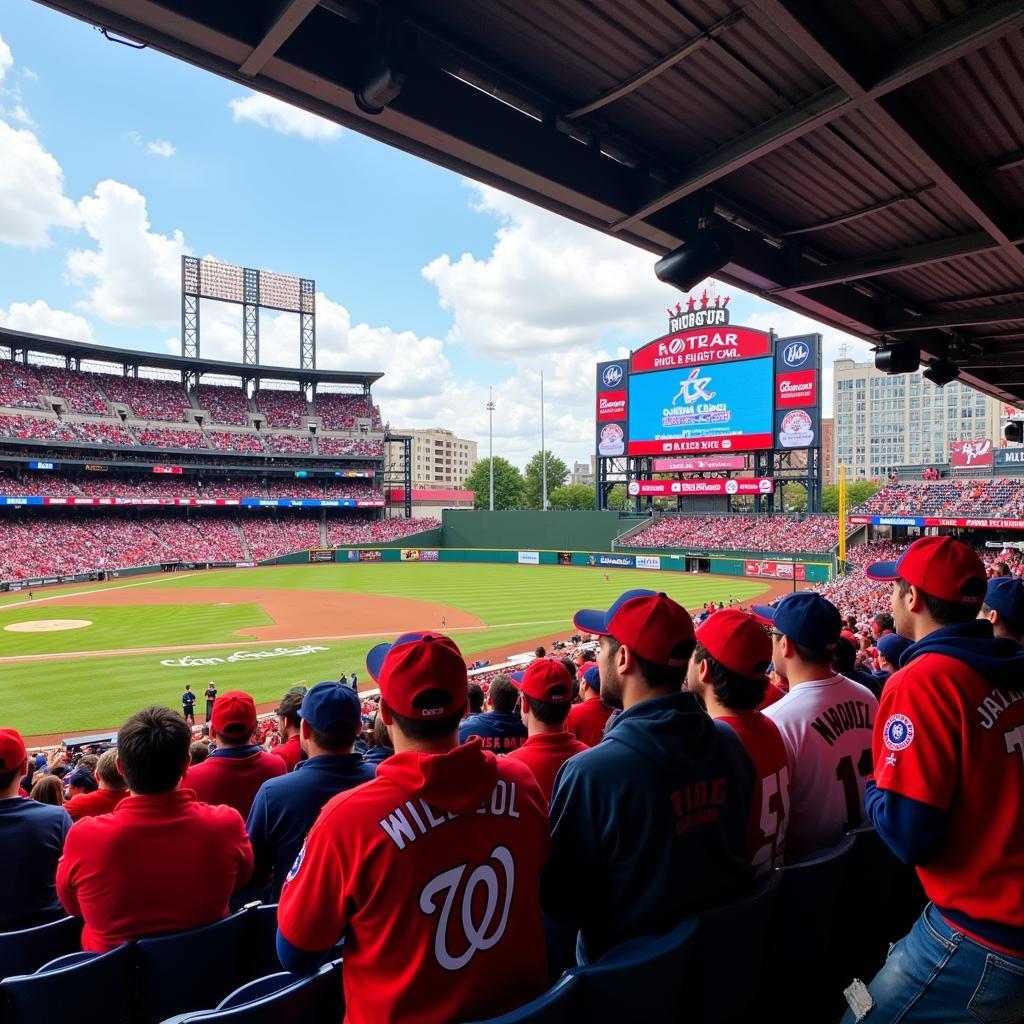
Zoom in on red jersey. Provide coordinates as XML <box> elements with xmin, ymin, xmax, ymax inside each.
<box><xmin>56</xmin><ymin>789</ymin><xmax>253</xmax><ymax>951</ymax></box>
<box><xmin>64</xmin><ymin>787</ymin><xmax>128</xmax><ymax>822</ymax></box>
<box><xmin>719</xmin><ymin>713</ymin><xmax>790</xmax><ymax>874</ymax></box>
<box><xmin>566</xmin><ymin>698</ymin><xmax>613</xmax><ymax>747</ymax></box>
<box><xmin>185</xmin><ymin>745</ymin><xmax>286</xmax><ymax>819</ymax></box>
<box><xmin>757</xmin><ymin>683</ymin><xmax>786</xmax><ymax>711</ymax></box>
<box><xmin>872</xmin><ymin>652</ymin><xmax>1024</xmax><ymax>938</ymax></box>
<box><xmin>506</xmin><ymin>731</ymin><xmax>588</xmax><ymax>803</ymax></box>
<box><xmin>269</xmin><ymin>735</ymin><xmax>302</xmax><ymax>772</ymax></box>
<box><xmin>278</xmin><ymin>740</ymin><xmax>549</xmax><ymax>1024</ymax></box>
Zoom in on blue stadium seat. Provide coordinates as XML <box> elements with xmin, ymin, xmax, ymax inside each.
<box><xmin>216</xmin><ymin>973</ymin><xmax>296</xmax><ymax>1009</ymax></box>
<box><xmin>37</xmin><ymin>950</ymin><xmax>99</xmax><ymax>971</ymax></box>
<box><xmin>570</xmin><ymin>916</ymin><xmax>698</xmax><ymax>1019</ymax></box>
<box><xmin>684</xmin><ymin>869</ymin><xmax>783</xmax><ymax>1024</ymax></box>
<box><xmin>0</xmin><ymin>915</ymin><xmax>81</xmax><ymax>981</ymax></box>
<box><xmin>762</xmin><ymin>835</ymin><xmax>856</xmax><ymax>1008</ymax></box>
<box><xmin>0</xmin><ymin>942</ymin><xmax>134</xmax><ymax>1024</ymax></box>
<box><xmin>249</xmin><ymin>905</ymin><xmax>283</xmax><ymax>980</ymax></box>
<box><xmin>460</xmin><ymin>973</ymin><xmax>579</xmax><ymax>1024</ymax></box>
<box><xmin>135</xmin><ymin>907</ymin><xmax>259</xmax><ymax>1024</ymax></box>
<box><xmin>156</xmin><ymin>959</ymin><xmax>343</xmax><ymax>1024</ymax></box>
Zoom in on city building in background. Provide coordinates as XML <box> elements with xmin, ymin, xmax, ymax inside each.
<box><xmin>386</xmin><ymin>428</ymin><xmax>478</xmax><ymax>488</ymax></box>
<box><xmin>821</xmin><ymin>419</ymin><xmax>835</xmax><ymax>485</ymax></box>
<box><xmin>571</xmin><ymin>460</ymin><xmax>594</xmax><ymax>487</ymax></box>
<box><xmin>833</xmin><ymin>359</ymin><xmax>1005</xmax><ymax>479</ymax></box>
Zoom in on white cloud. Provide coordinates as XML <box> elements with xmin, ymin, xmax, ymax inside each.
<box><xmin>0</xmin><ymin>35</ymin><xmax>12</xmax><ymax>84</ymax></box>
<box><xmin>146</xmin><ymin>139</ymin><xmax>176</xmax><ymax>158</ymax></box>
<box><xmin>0</xmin><ymin>299</ymin><xmax>94</xmax><ymax>342</ymax></box>
<box><xmin>422</xmin><ymin>183</ymin><xmax>684</xmax><ymax>359</ymax></box>
<box><xmin>228</xmin><ymin>92</ymin><xmax>341</xmax><ymax>141</ymax></box>
<box><xmin>67</xmin><ymin>179</ymin><xmax>190</xmax><ymax>327</ymax></box>
<box><xmin>0</xmin><ymin>120</ymin><xmax>80</xmax><ymax>247</ymax></box>
<box><xmin>21</xmin><ymin>68</ymin><xmax>38</xmax><ymax>82</ymax></box>
<box><xmin>3</xmin><ymin>104</ymin><xmax>33</xmax><ymax>126</ymax></box>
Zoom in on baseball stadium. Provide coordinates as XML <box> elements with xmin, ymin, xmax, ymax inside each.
<box><xmin>3</xmin><ymin>2</ymin><xmax>1024</xmax><ymax>1023</ymax></box>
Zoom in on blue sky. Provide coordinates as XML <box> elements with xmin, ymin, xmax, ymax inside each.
<box><xmin>0</xmin><ymin>0</ymin><xmax>870</xmax><ymax>466</ymax></box>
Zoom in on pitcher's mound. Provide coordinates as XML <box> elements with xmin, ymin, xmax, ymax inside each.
<box><xmin>5</xmin><ymin>619</ymin><xmax>93</xmax><ymax>633</ymax></box>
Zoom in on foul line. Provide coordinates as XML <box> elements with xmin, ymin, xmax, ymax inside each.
<box><xmin>0</xmin><ymin>573</ymin><xmax>202</xmax><ymax>613</ymax></box>
<box><xmin>0</xmin><ymin>618</ymin><xmax>569</xmax><ymax>665</ymax></box>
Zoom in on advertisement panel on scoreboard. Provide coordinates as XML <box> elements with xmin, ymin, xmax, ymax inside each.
<box><xmin>627</xmin><ymin>358</ymin><xmax>774</xmax><ymax>454</ymax></box>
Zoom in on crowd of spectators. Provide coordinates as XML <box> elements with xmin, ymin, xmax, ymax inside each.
<box><xmin>0</xmin><ymin>361</ymin><xmax>43</xmax><ymax>408</ymax></box>
<box><xmin>317</xmin><ymin>436</ymin><xmax>385</xmax><ymax>457</ymax></box>
<box><xmin>94</xmin><ymin>373</ymin><xmax>191</xmax><ymax>422</ymax></box>
<box><xmin>628</xmin><ymin>514</ymin><xmax>840</xmax><ymax>553</ymax></box>
<box><xmin>35</xmin><ymin>367</ymin><xmax>108</xmax><ymax>416</ymax></box>
<box><xmin>135</xmin><ymin>425</ymin><xmax>208</xmax><ymax>449</ymax></box>
<box><xmin>256</xmin><ymin>389</ymin><xmax>307</xmax><ymax>428</ymax></box>
<box><xmin>240</xmin><ymin>514</ymin><xmax>322</xmax><ymax>562</ymax></box>
<box><xmin>0</xmin><ymin>414</ymin><xmax>135</xmax><ymax>446</ymax></box>
<box><xmin>326</xmin><ymin>515</ymin><xmax>439</xmax><ymax>547</ymax></box>
<box><xmin>205</xmin><ymin>431</ymin><xmax>266</xmax><ymax>454</ymax></box>
<box><xmin>853</xmin><ymin>479</ymin><xmax>1024</xmax><ymax>517</ymax></box>
<box><xmin>196</xmin><ymin>384</ymin><xmax>251</xmax><ymax>426</ymax></box>
<box><xmin>263</xmin><ymin>433</ymin><xmax>312</xmax><ymax>455</ymax></box>
<box><xmin>314</xmin><ymin>392</ymin><xmax>374</xmax><ymax>430</ymax></box>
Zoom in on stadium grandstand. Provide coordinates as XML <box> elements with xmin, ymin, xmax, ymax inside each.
<box><xmin>0</xmin><ymin>330</ymin><xmax>430</xmax><ymax>584</ymax></box>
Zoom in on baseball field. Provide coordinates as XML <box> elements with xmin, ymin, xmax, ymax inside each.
<box><xmin>0</xmin><ymin>562</ymin><xmax>781</xmax><ymax>739</ymax></box>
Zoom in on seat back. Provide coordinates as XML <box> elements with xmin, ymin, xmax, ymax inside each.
<box><xmin>171</xmin><ymin>960</ymin><xmax>343</xmax><ymax>1024</ymax></box>
<box><xmin>216</xmin><ymin>973</ymin><xmax>294</xmax><ymax>1010</ymax></box>
<box><xmin>763</xmin><ymin>835</ymin><xmax>855</xmax><ymax>1002</ymax></box>
<box><xmin>248</xmin><ymin>905</ymin><xmax>282</xmax><ymax>981</ymax></box>
<box><xmin>0</xmin><ymin>943</ymin><xmax>134</xmax><ymax>1024</ymax></box>
<box><xmin>0</xmin><ymin>916</ymin><xmax>81</xmax><ymax>981</ymax></box>
<box><xmin>686</xmin><ymin>870</ymin><xmax>783</xmax><ymax>1024</ymax></box>
<box><xmin>571</xmin><ymin>916</ymin><xmax>698</xmax><ymax>1020</ymax></box>
<box><xmin>460</xmin><ymin>973</ymin><xmax>579</xmax><ymax>1024</ymax></box>
<box><xmin>134</xmin><ymin>908</ymin><xmax>256</xmax><ymax>1024</ymax></box>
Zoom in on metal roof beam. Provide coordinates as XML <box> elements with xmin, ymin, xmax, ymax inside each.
<box><xmin>781</xmin><ymin>231</ymin><xmax>999</xmax><ymax>291</ymax></box>
<box><xmin>883</xmin><ymin>303</ymin><xmax>1024</xmax><ymax>333</ymax></box>
<box><xmin>239</xmin><ymin>0</ymin><xmax>320</xmax><ymax>77</ymax></box>
<box><xmin>780</xmin><ymin>186</ymin><xmax>936</xmax><ymax>236</ymax></box>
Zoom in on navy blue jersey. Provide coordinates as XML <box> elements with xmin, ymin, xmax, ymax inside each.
<box><xmin>458</xmin><ymin>711</ymin><xmax>528</xmax><ymax>754</ymax></box>
<box><xmin>181</xmin><ymin>691</ymin><xmax>196</xmax><ymax>710</ymax></box>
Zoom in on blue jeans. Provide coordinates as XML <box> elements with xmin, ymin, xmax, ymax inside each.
<box><xmin>841</xmin><ymin>903</ymin><xmax>1024</xmax><ymax>1023</ymax></box>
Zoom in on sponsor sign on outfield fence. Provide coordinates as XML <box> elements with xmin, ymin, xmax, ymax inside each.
<box><xmin>636</xmin><ymin>555</ymin><xmax>662</xmax><ymax>569</ymax></box>
<box><xmin>517</xmin><ymin>551</ymin><xmax>540</xmax><ymax>564</ymax></box>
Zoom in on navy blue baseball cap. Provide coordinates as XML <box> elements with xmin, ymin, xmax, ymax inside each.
<box><xmin>298</xmin><ymin>682</ymin><xmax>362</xmax><ymax>737</ymax></box>
<box><xmin>582</xmin><ymin>664</ymin><xmax>600</xmax><ymax>693</ymax></box>
<box><xmin>753</xmin><ymin>592</ymin><xmax>841</xmax><ymax>650</ymax></box>
<box><xmin>66</xmin><ymin>767</ymin><xmax>98</xmax><ymax>792</ymax></box>
<box><xmin>984</xmin><ymin>576</ymin><xmax>1024</xmax><ymax>621</ymax></box>
<box><xmin>876</xmin><ymin>633</ymin><xmax>911</xmax><ymax>667</ymax></box>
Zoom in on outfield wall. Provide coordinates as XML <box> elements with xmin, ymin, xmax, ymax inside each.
<box><xmin>441</xmin><ymin>510</ymin><xmax>646</xmax><ymax>552</ymax></box>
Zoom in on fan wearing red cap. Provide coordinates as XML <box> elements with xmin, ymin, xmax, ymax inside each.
<box><xmin>505</xmin><ymin>660</ymin><xmax>588</xmax><ymax>802</ymax></box>
<box><xmin>542</xmin><ymin>591</ymin><xmax>755</xmax><ymax>960</ymax></box>
<box><xmin>0</xmin><ymin>727</ymin><xmax>72</xmax><ymax>931</ymax></box>
<box><xmin>277</xmin><ymin>633</ymin><xmax>550</xmax><ymax>1024</ymax></box>
<box><xmin>688</xmin><ymin>611</ymin><xmax>791</xmax><ymax>875</ymax></box>
<box><xmin>755</xmin><ymin>592</ymin><xmax>879</xmax><ymax>861</ymax></box>
<box><xmin>186</xmin><ymin>690</ymin><xmax>286</xmax><ymax>820</ymax></box>
<box><xmin>565</xmin><ymin>664</ymin><xmax>613</xmax><ymax>747</ymax></box>
<box><xmin>839</xmin><ymin>537</ymin><xmax>1024</xmax><ymax>1022</ymax></box>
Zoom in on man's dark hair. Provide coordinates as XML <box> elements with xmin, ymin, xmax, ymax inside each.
<box><xmin>309</xmin><ymin>724</ymin><xmax>359</xmax><ymax>753</ymax></box>
<box><xmin>845</xmin><ymin>614</ymin><xmax>858</xmax><ymax>631</ymax></box>
<box><xmin>488</xmin><ymin>674</ymin><xmax>519</xmax><ymax>713</ymax></box>
<box><xmin>0</xmin><ymin>764</ymin><xmax>22</xmax><ymax>790</ymax></box>
<box><xmin>606</xmin><ymin>635</ymin><xmax>691</xmax><ymax>691</ymax></box>
<box><xmin>693</xmin><ymin>642</ymin><xmax>767</xmax><ymax>712</ymax></box>
<box><xmin>896</xmin><ymin>577</ymin><xmax>980</xmax><ymax>626</ymax></box>
<box><xmin>534</xmin><ymin>646</ymin><xmax>546</xmax><ymax>658</ymax></box>
<box><xmin>467</xmin><ymin>682</ymin><xmax>485</xmax><ymax>715</ymax></box>
<box><xmin>560</xmin><ymin>658</ymin><xmax>580</xmax><ymax>700</ymax></box>
<box><xmin>117</xmin><ymin>705</ymin><xmax>191</xmax><ymax>794</ymax></box>
<box><xmin>831</xmin><ymin>636</ymin><xmax>857</xmax><ymax>675</ymax></box>
<box><xmin>189</xmin><ymin>741</ymin><xmax>209</xmax><ymax>766</ymax></box>
<box><xmin>388</xmin><ymin>690</ymin><xmax>465</xmax><ymax>742</ymax></box>
<box><xmin>873</xmin><ymin>612</ymin><xmax>895</xmax><ymax>633</ymax></box>
<box><xmin>525</xmin><ymin>693</ymin><xmax>572</xmax><ymax>725</ymax></box>
<box><xmin>982</xmin><ymin>602</ymin><xmax>1024</xmax><ymax>639</ymax></box>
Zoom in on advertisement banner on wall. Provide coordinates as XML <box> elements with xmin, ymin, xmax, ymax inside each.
<box><xmin>517</xmin><ymin>551</ymin><xmax>540</xmax><ymax>564</ymax></box>
<box><xmin>557</xmin><ymin>552</ymin><xmax>573</xmax><ymax>565</ymax></box>
<box><xmin>358</xmin><ymin>549</ymin><xmax>383</xmax><ymax>561</ymax></box>
<box><xmin>744</xmin><ymin>561</ymin><xmax>807</xmax><ymax>580</ymax></box>
<box><xmin>595</xmin><ymin>360</ymin><xmax>629</xmax><ymax>457</ymax></box>
<box><xmin>996</xmin><ymin>449</ymin><xmax>1024</xmax><ymax>467</ymax></box>
<box><xmin>630</xmin><ymin>325</ymin><xmax>772</xmax><ymax>373</ymax></box>
<box><xmin>635</xmin><ymin>555</ymin><xmax>661</xmax><ymax>569</ymax></box>
<box><xmin>773</xmin><ymin>334</ymin><xmax>821</xmax><ymax>451</ymax></box>
<box><xmin>308</xmin><ymin>549</ymin><xmax>335</xmax><ymax>563</ymax></box>
<box><xmin>950</xmin><ymin>439</ymin><xmax>993</xmax><ymax>468</ymax></box>
<box><xmin>652</xmin><ymin>456</ymin><xmax>747</xmax><ymax>472</ymax></box>
<box><xmin>628</xmin><ymin>478</ymin><xmax>774</xmax><ymax>497</ymax></box>
<box><xmin>595</xmin><ymin>553</ymin><xmax>636</xmax><ymax>568</ymax></box>
<box><xmin>402</xmin><ymin>549</ymin><xmax>421</xmax><ymax>561</ymax></box>
<box><xmin>850</xmin><ymin>514</ymin><xmax>1024</xmax><ymax>531</ymax></box>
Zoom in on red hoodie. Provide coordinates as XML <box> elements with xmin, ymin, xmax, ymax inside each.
<box><xmin>278</xmin><ymin>738</ymin><xmax>549</xmax><ymax>1024</ymax></box>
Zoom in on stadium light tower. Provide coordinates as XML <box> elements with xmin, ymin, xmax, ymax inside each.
<box><xmin>487</xmin><ymin>387</ymin><xmax>496</xmax><ymax>511</ymax></box>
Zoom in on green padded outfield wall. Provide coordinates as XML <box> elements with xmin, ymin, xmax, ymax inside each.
<box><xmin>441</xmin><ymin>510</ymin><xmax>645</xmax><ymax>553</ymax></box>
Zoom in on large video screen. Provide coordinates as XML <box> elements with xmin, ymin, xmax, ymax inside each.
<box><xmin>627</xmin><ymin>357</ymin><xmax>775</xmax><ymax>454</ymax></box>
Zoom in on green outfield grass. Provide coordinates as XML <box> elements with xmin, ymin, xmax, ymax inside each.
<box><xmin>0</xmin><ymin>563</ymin><xmax>771</xmax><ymax>736</ymax></box>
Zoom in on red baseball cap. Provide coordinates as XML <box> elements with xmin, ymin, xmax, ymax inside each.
<box><xmin>366</xmin><ymin>632</ymin><xmax>468</xmax><ymax>720</ymax></box>
<box><xmin>574</xmin><ymin>589</ymin><xmax>695</xmax><ymax>666</ymax></box>
<box><xmin>696</xmin><ymin>610</ymin><xmax>772</xmax><ymax>680</ymax></box>
<box><xmin>0</xmin><ymin>728</ymin><xmax>27</xmax><ymax>772</ymax></box>
<box><xmin>867</xmin><ymin>536</ymin><xmax>986</xmax><ymax>606</ymax></box>
<box><xmin>511</xmin><ymin>660</ymin><xmax>573</xmax><ymax>703</ymax></box>
<box><xmin>210</xmin><ymin>691</ymin><xmax>258</xmax><ymax>738</ymax></box>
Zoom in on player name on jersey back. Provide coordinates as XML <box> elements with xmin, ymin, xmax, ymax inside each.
<box><xmin>379</xmin><ymin>781</ymin><xmax>521</xmax><ymax>851</ymax></box>
<box><xmin>809</xmin><ymin>700</ymin><xmax>874</xmax><ymax>746</ymax></box>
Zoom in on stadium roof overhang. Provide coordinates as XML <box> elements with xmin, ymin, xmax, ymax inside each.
<box><xmin>0</xmin><ymin>327</ymin><xmax>383</xmax><ymax>386</ymax></box>
<box><xmin>32</xmin><ymin>0</ymin><xmax>1024</xmax><ymax>404</ymax></box>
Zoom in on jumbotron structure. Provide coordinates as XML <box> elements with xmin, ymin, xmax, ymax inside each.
<box><xmin>0</xmin><ymin>326</ymin><xmax>430</xmax><ymax>589</ymax></box>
